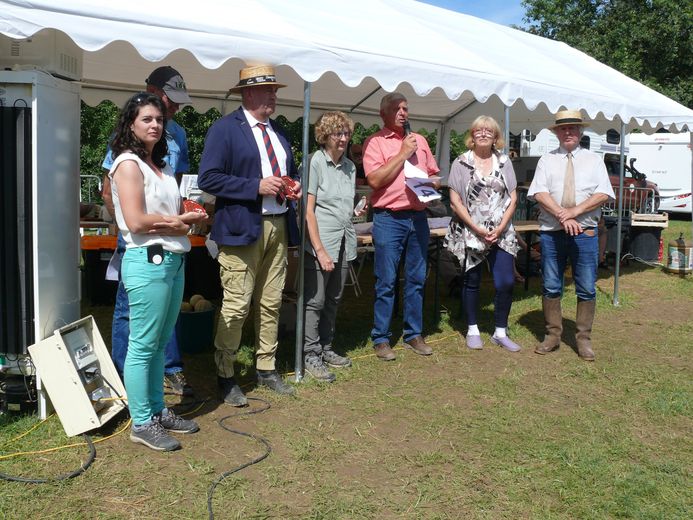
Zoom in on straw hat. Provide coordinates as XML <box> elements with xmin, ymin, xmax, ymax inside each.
<box><xmin>229</xmin><ymin>65</ymin><xmax>287</xmax><ymax>93</ymax></box>
<box><xmin>550</xmin><ymin>109</ymin><xmax>589</xmax><ymax>129</ymax></box>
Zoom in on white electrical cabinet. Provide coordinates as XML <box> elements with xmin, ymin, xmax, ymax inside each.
<box><xmin>28</xmin><ymin>316</ymin><xmax>126</xmax><ymax>437</ymax></box>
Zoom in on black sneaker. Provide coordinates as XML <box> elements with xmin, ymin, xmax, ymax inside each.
<box><xmin>130</xmin><ymin>421</ymin><xmax>181</xmax><ymax>451</ymax></box>
<box><xmin>256</xmin><ymin>370</ymin><xmax>296</xmax><ymax>395</ymax></box>
<box><xmin>164</xmin><ymin>372</ymin><xmax>194</xmax><ymax>396</ymax></box>
<box><xmin>304</xmin><ymin>354</ymin><xmax>336</xmax><ymax>382</ymax></box>
<box><xmin>157</xmin><ymin>408</ymin><xmax>199</xmax><ymax>434</ymax></box>
<box><xmin>218</xmin><ymin>376</ymin><xmax>248</xmax><ymax>407</ymax></box>
<box><xmin>322</xmin><ymin>349</ymin><xmax>352</xmax><ymax>368</ymax></box>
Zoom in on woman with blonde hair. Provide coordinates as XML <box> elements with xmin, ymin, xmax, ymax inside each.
<box><xmin>303</xmin><ymin>111</ymin><xmax>367</xmax><ymax>381</ymax></box>
<box><xmin>445</xmin><ymin>115</ymin><xmax>521</xmax><ymax>351</ymax></box>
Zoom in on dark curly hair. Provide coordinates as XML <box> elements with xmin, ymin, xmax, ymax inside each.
<box><xmin>111</xmin><ymin>92</ymin><xmax>168</xmax><ymax>168</ymax></box>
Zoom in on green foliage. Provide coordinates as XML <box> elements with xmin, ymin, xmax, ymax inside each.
<box><xmin>173</xmin><ymin>106</ymin><xmax>221</xmax><ymax>174</ymax></box>
<box><xmin>79</xmin><ymin>100</ymin><xmax>119</xmax><ymax>202</ymax></box>
<box><xmin>521</xmin><ymin>0</ymin><xmax>693</xmax><ymax>109</ymax></box>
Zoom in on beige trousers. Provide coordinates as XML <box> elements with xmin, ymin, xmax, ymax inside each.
<box><xmin>214</xmin><ymin>215</ymin><xmax>287</xmax><ymax>377</ymax></box>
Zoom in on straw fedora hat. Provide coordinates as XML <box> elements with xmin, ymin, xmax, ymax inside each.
<box><xmin>550</xmin><ymin>109</ymin><xmax>589</xmax><ymax>129</ymax></box>
<box><xmin>229</xmin><ymin>65</ymin><xmax>287</xmax><ymax>93</ymax></box>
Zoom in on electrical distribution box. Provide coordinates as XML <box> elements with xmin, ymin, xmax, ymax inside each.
<box><xmin>28</xmin><ymin>316</ymin><xmax>126</xmax><ymax>436</ymax></box>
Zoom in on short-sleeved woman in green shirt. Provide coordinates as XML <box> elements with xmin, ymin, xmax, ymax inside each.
<box><xmin>303</xmin><ymin>111</ymin><xmax>368</xmax><ymax>382</ymax></box>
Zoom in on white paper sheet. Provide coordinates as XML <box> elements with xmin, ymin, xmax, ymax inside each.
<box><xmin>403</xmin><ymin>160</ymin><xmax>441</xmax><ymax>202</ymax></box>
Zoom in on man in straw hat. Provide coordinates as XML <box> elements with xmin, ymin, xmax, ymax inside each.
<box><xmin>198</xmin><ymin>65</ymin><xmax>301</xmax><ymax>404</ymax></box>
<box><xmin>528</xmin><ymin>109</ymin><xmax>614</xmax><ymax>361</ymax></box>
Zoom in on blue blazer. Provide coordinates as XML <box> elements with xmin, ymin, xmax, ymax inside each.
<box><xmin>198</xmin><ymin>107</ymin><xmax>300</xmax><ymax>247</ymax></box>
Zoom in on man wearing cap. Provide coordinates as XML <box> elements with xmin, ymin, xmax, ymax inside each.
<box><xmin>101</xmin><ymin>65</ymin><xmax>194</xmax><ymax>395</ymax></box>
<box><xmin>198</xmin><ymin>65</ymin><xmax>301</xmax><ymax>404</ymax></box>
<box><xmin>362</xmin><ymin>92</ymin><xmax>440</xmax><ymax>361</ymax></box>
<box><xmin>528</xmin><ymin>109</ymin><xmax>614</xmax><ymax>361</ymax></box>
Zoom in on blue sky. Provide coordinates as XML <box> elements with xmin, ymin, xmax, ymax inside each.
<box><xmin>418</xmin><ymin>0</ymin><xmax>526</xmax><ymax>27</ymax></box>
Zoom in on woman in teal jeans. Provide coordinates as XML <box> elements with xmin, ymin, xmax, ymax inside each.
<box><xmin>109</xmin><ymin>92</ymin><xmax>207</xmax><ymax>451</ymax></box>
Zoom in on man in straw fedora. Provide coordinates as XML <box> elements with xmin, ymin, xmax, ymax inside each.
<box><xmin>198</xmin><ymin>65</ymin><xmax>301</xmax><ymax>403</ymax></box>
<box><xmin>527</xmin><ymin>109</ymin><xmax>614</xmax><ymax>361</ymax></box>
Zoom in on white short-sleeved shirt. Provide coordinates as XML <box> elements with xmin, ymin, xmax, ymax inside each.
<box><xmin>528</xmin><ymin>146</ymin><xmax>614</xmax><ymax>231</ymax></box>
<box><xmin>109</xmin><ymin>152</ymin><xmax>190</xmax><ymax>253</ymax></box>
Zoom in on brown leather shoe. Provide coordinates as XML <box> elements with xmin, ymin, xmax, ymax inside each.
<box><xmin>374</xmin><ymin>342</ymin><xmax>396</xmax><ymax>361</ymax></box>
<box><xmin>404</xmin><ymin>335</ymin><xmax>433</xmax><ymax>356</ymax></box>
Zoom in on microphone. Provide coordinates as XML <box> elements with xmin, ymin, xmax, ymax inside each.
<box><xmin>403</xmin><ymin>120</ymin><xmax>411</xmax><ymax>136</ymax></box>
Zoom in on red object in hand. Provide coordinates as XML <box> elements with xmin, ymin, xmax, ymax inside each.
<box><xmin>276</xmin><ymin>176</ymin><xmax>300</xmax><ymax>204</ymax></box>
<box><xmin>183</xmin><ymin>199</ymin><xmax>207</xmax><ymax>215</ymax></box>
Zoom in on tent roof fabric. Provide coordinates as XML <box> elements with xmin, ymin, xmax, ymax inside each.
<box><xmin>1</xmin><ymin>0</ymin><xmax>691</xmax><ymax>133</ymax></box>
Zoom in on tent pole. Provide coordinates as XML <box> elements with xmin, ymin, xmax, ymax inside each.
<box><xmin>294</xmin><ymin>81</ymin><xmax>311</xmax><ymax>383</ymax></box>
<box><xmin>612</xmin><ymin>121</ymin><xmax>626</xmax><ymax>306</ymax></box>
<box><xmin>503</xmin><ymin>105</ymin><xmax>510</xmax><ymax>154</ymax></box>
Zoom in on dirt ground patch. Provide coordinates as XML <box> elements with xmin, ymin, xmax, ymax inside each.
<box><xmin>2</xmin><ymin>259</ymin><xmax>692</xmax><ymax>519</ymax></box>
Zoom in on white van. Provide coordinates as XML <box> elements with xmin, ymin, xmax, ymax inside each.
<box><xmin>628</xmin><ymin>133</ymin><xmax>692</xmax><ymax>214</ymax></box>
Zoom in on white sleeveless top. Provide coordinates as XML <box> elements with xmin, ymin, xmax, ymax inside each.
<box><xmin>109</xmin><ymin>152</ymin><xmax>190</xmax><ymax>253</ymax></box>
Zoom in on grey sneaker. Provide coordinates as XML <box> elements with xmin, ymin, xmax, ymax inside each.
<box><xmin>164</xmin><ymin>372</ymin><xmax>194</xmax><ymax>396</ymax></box>
<box><xmin>304</xmin><ymin>354</ymin><xmax>336</xmax><ymax>382</ymax></box>
<box><xmin>322</xmin><ymin>349</ymin><xmax>352</xmax><ymax>368</ymax></box>
<box><xmin>130</xmin><ymin>421</ymin><xmax>181</xmax><ymax>451</ymax></box>
<box><xmin>157</xmin><ymin>408</ymin><xmax>199</xmax><ymax>434</ymax></box>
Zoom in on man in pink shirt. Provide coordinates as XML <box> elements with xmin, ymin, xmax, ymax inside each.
<box><xmin>363</xmin><ymin>92</ymin><xmax>440</xmax><ymax>361</ymax></box>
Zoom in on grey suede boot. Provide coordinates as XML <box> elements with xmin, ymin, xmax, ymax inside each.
<box><xmin>535</xmin><ymin>296</ymin><xmax>563</xmax><ymax>354</ymax></box>
<box><xmin>575</xmin><ymin>299</ymin><xmax>596</xmax><ymax>361</ymax></box>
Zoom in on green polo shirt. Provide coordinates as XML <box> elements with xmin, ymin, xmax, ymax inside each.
<box><xmin>305</xmin><ymin>148</ymin><xmax>357</xmax><ymax>262</ymax></box>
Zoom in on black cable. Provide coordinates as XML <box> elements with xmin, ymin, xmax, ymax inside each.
<box><xmin>207</xmin><ymin>397</ymin><xmax>272</xmax><ymax>520</ymax></box>
<box><xmin>0</xmin><ymin>433</ymin><xmax>97</xmax><ymax>483</ymax></box>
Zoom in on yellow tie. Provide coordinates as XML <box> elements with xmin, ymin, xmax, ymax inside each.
<box><xmin>561</xmin><ymin>152</ymin><xmax>576</xmax><ymax>208</ymax></box>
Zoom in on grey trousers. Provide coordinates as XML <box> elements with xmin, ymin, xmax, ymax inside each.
<box><xmin>303</xmin><ymin>245</ymin><xmax>349</xmax><ymax>356</ymax></box>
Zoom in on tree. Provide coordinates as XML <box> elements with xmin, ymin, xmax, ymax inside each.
<box><xmin>521</xmin><ymin>0</ymin><xmax>693</xmax><ymax>109</ymax></box>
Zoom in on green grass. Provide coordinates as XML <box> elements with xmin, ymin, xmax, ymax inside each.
<box><xmin>2</xmin><ymin>226</ymin><xmax>692</xmax><ymax>519</ymax></box>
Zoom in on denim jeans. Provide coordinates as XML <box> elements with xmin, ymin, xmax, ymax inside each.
<box><xmin>111</xmin><ymin>234</ymin><xmax>183</xmax><ymax>378</ymax></box>
<box><xmin>463</xmin><ymin>246</ymin><xmax>515</xmax><ymax>328</ymax></box>
<box><xmin>540</xmin><ymin>229</ymin><xmax>599</xmax><ymax>300</ymax></box>
<box><xmin>371</xmin><ymin>209</ymin><xmax>429</xmax><ymax>345</ymax></box>
<box><xmin>121</xmin><ymin>247</ymin><xmax>185</xmax><ymax>425</ymax></box>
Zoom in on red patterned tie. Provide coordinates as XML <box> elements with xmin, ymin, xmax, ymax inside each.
<box><xmin>257</xmin><ymin>122</ymin><xmax>281</xmax><ymax>177</ymax></box>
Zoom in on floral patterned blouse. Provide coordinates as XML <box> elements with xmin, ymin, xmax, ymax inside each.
<box><xmin>444</xmin><ymin>150</ymin><xmax>519</xmax><ymax>271</ymax></box>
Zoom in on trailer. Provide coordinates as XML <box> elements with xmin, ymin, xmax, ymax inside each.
<box><xmin>628</xmin><ymin>132</ymin><xmax>692</xmax><ymax>214</ymax></box>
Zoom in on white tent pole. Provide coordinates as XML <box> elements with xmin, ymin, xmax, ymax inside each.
<box><xmin>294</xmin><ymin>81</ymin><xmax>311</xmax><ymax>382</ymax></box>
<box><xmin>504</xmin><ymin>105</ymin><xmax>510</xmax><ymax>154</ymax></box>
<box><xmin>612</xmin><ymin>121</ymin><xmax>627</xmax><ymax>306</ymax></box>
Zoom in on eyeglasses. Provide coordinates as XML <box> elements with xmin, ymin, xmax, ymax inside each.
<box><xmin>331</xmin><ymin>131</ymin><xmax>352</xmax><ymax>139</ymax></box>
<box><xmin>130</xmin><ymin>92</ymin><xmax>152</xmax><ymax>105</ymax></box>
<box><xmin>472</xmin><ymin>128</ymin><xmax>495</xmax><ymax>137</ymax></box>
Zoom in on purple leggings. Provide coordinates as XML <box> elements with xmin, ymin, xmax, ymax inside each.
<box><xmin>463</xmin><ymin>246</ymin><xmax>515</xmax><ymax>328</ymax></box>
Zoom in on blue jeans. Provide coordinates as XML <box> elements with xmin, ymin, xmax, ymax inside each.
<box><xmin>371</xmin><ymin>209</ymin><xmax>429</xmax><ymax>345</ymax></box>
<box><xmin>111</xmin><ymin>234</ymin><xmax>183</xmax><ymax>378</ymax></box>
<box><xmin>540</xmin><ymin>229</ymin><xmax>599</xmax><ymax>301</ymax></box>
<box><xmin>121</xmin><ymin>247</ymin><xmax>185</xmax><ymax>425</ymax></box>
<box><xmin>463</xmin><ymin>246</ymin><xmax>515</xmax><ymax>328</ymax></box>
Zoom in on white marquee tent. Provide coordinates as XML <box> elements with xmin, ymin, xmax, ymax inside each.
<box><xmin>2</xmin><ymin>0</ymin><xmax>691</xmax><ymax>376</ymax></box>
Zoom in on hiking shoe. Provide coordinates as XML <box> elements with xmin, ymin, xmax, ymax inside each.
<box><xmin>130</xmin><ymin>421</ymin><xmax>181</xmax><ymax>452</ymax></box>
<box><xmin>304</xmin><ymin>354</ymin><xmax>336</xmax><ymax>382</ymax></box>
<box><xmin>403</xmin><ymin>335</ymin><xmax>433</xmax><ymax>356</ymax></box>
<box><xmin>157</xmin><ymin>408</ymin><xmax>199</xmax><ymax>434</ymax></box>
<box><xmin>374</xmin><ymin>342</ymin><xmax>396</xmax><ymax>361</ymax></box>
<box><xmin>164</xmin><ymin>371</ymin><xmax>194</xmax><ymax>397</ymax></box>
<box><xmin>322</xmin><ymin>349</ymin><xmax>352</xmax><ymax>368</ymax></box>
<box><xmin>257</xmin><ymin>370</ymin><xmax>296</xmax><ymax>395</ymax></box>
<box><xmin>218</xmin><ymin>376</ymin><xmax>248</xmax><ymax>407</ymax></box>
